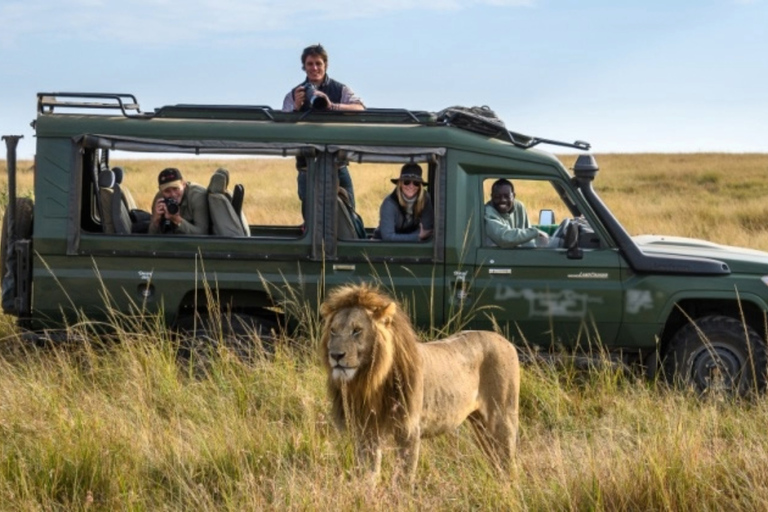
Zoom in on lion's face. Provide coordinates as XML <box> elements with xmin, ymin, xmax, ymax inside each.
<box><xmin>323</xmin><ymin>304</ymin><xmax>395</xmax><ymax>383</ymax></box>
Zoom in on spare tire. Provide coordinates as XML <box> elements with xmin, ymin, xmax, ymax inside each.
<box><xmin>1</xmin><ymin>197</ymin><xmax>34</xmax><ymax>314</ymax></box>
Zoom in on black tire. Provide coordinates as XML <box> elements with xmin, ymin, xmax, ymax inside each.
<box><xmin>1</xmin><ymin>198</ymin><xmax>34</xmax><ymax>313</ymax></box>
<box><xmin>176</xmin><ymin>312</ymin><xmax>278</xmax><ymax>364</ymax></box>
<box><xmin>663</xmin><ymin>315</ymin><xmax>767</xmax><ymax>396</ymax></box>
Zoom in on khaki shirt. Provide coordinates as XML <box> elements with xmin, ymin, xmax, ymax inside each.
<box><xmin>148</xmin><ymin>182</ymin><xmax>210</xmax><ymax>235</ymax></box>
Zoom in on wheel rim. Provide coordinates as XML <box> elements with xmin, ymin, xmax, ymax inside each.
<box><xmin>688</xmin><ymin>342</ymin><xmax>745</xmax><ymax>393</ymax></box>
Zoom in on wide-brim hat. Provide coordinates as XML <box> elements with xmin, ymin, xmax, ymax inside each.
<box><xmin>158</xmin><ymin>167</ymin><xmax>184</xmax><ymax>191</ymax></box>
<box><xmin>391</xmin><ymin>163</ymin><xmax>427</xmax><ymax>185</ymax></box>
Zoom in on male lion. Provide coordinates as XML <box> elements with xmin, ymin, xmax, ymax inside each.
<box><xmin>319</xmin><ymin>283</ymin><xmax>520</xmax><ymax>482</ymax></box>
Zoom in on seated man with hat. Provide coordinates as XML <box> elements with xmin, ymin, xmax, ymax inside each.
<box><xmin>374</xmin><ymin>163</ymin><xmax>434</xmax><ymax>242</ymax></box>
<box><xmin>148</xmin><ymin>167</ymin><xmax>210</xmax><ymax>235</ymax></box>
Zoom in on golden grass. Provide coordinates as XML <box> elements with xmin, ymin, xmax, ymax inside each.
<box><xmin>1</xmin><ymin>153</ymin><xmax>768</xmax><ymax>509</ymax></box>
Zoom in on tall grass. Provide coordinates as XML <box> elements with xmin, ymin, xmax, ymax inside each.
<box><xmin>5</xmin><ymin>324</ymin><xmax>768</xmax><ymax>509</ymax></box>
<box><xmin>1</xmin><ymin>153</ymin><xmax>768</xmax><ymax>509</ymax></box>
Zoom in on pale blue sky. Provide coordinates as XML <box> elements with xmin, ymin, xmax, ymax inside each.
<box><xmin>1</xmin><ymin>0</ymin><xmax>765</xmax><ymax>159</ymax></box>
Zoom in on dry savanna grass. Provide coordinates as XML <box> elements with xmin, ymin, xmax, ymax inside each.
<box><xmin>1</xmin><ymin>152</ymin><xmax>768</xmax><ymax>510</ymax></box>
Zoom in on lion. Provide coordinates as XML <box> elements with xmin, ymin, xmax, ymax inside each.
<box><xmin>319</xmin><ymin>283</ymin><xmax>520</xmax><ymax>482</ymax></box>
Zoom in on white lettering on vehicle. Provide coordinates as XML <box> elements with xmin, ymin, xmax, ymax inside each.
<box><xmin>567</xmin><ymin>272</ymin><xmax>609</xmax><ymax>279</ymax></box>
<box><xmin>138</xmin><ymin>271</ymin><xmax>153</xmax><ymax>281</ymax></box>
<box><xmin>494</xmin><ymin>286</ymin><xmax>602</xmax><ymax>318</ymax></box>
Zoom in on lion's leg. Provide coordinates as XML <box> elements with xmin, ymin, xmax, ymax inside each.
<box><xmin>394</xmin><ymin>426</ymin><xmax>421</xmax><ymax>484</ymax></box>
<box><xmin>469</xmin><ymin>408</ymin><xmax>517</xmax><ymax>476</ymax></box>
<box><xmin>356</xmin><ymin>436</ymin><xmax>383</xmax><ymax>481</ymax></box>
<box><xmin>468</xmin><ymin>412</ymin><xmax>502</xmax><ymax>471</ymax></box>
<box><xmin>490</xmin><ymin>412</ymin><xmax>517</xmax><ymax>473</ymax></box>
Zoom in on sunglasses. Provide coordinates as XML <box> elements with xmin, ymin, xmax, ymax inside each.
<box><xmin>401</xmin><ymin>180</ymin><xmax>421</xmax><ymax>186</ymax></box>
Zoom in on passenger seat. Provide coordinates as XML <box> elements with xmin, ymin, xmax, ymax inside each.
<box><xmin>207</xmin><ymin>169</ymin><xmax>249</xmax><ymax>236</ymax></box>
<box><xmin>98</xmin><ymin>169</ymin><xmax>133</xmax><ymax>234</ymax></box>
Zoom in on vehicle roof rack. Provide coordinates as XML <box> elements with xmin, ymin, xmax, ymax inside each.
<box><xmin>36</xmin><ymin>92</ymin><xmax>590</xmax><ymax>151</ymax></box>
<box><xmin>38</xmin><ymin>92</ymin><xmax>144</xmax><ymax>117</ymax></box>
<box><xmin>435</xmin><ymin>105</ymin><xmax>591</xmax><ymax>151</ymax></box>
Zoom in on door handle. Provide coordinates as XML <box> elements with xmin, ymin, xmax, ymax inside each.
<box><xmin>332</xmin><ymin>264</ymin><xmax>355</xmax><ymax>272</ymax></box>
<box><xmin>489</xmin><ymin>268</ymin><xmax>512</xmax><ymax>275</ymax></box>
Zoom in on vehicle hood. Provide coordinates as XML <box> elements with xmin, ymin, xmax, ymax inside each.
<box><xmin>633</xmin><ymin>235</ymin><xmax>768</xmax><ymax>273</ymax></box>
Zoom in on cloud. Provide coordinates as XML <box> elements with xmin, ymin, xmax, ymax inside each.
<box><xmin>0</xmin><ymin>0</ymin><xmax>534</xmax><ymax>47</ymax></box>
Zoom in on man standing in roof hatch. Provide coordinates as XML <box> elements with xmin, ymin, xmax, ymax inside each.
<box><xmin>282</xmin><ymin>43</ymin><xmax>365</xmax><ymax>113</ymax></box>
<box><xmin>282</xmin><ymin>44</ymin><xmax>365</xmax><ymax>220</ymax></box>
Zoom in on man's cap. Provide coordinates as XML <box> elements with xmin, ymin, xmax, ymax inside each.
<box><xmin>158</xmin><ymin>167</ymin><xmax>183</xmax><ymax>191</ymax></box>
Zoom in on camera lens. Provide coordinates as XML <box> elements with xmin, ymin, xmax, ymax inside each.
<box><xmin>311</xmin><ymin>95</ymin><xmax>329</xmax><ymax>109</ymax></box>
<box><xmin>164</xmin><ymin>198</ymin><xmax>180</xmax><ymax>215</ymax></box>
<box><xmin>304</xmin><ymin>83</ymin><xmax>329</xmax><ymax>110</ymax></box>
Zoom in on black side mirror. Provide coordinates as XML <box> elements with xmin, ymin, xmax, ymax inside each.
<box><xmin>565</xmin><ymin>221</ymin><xmax>583</xmax><ymax>259</ymax></box>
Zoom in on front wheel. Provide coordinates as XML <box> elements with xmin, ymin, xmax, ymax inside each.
<box><xmin>663</xmin><ymin>315</ymin><xmax>767</xmax><ymax>396</ymax></box>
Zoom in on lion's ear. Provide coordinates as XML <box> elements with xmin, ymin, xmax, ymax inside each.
<box><xmin>376</xmin><ymin>302</ymin><xmax>397</xmax><ymax>325</ymax></box>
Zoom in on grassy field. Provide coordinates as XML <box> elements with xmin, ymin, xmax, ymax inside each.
<box><xmin>1</xmin><ymin>153</ymin><xmax>768</xmax><ymax>510</ymax></box>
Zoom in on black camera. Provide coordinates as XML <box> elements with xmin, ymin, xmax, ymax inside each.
<box><xmin>163</xmin><ymin>197</ymin><xmax>180</xmax><ymax>215</ymax></box>
<box><xmin>304</xmin><ymin>83</ymin><xmax>329</xmax><ymax>110</ymax></box>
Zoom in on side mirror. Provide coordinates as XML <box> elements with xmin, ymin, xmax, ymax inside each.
<box><xmin>539</xmin><ymin>209</ymin><xmax>555</xmax><ymax>225</ymax></box>
<box><xmin>565</xmin><ymin>221</ymin><xmax>583</xmax><ymax>260</ymax></box>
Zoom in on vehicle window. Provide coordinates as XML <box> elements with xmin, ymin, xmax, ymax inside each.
<box><xmin>344</xmin><ymin>161</ymin><xmax>435</xmax><ymax>242</ymax></box>
<box><xmin>83</xmin><ymin>149</ymin><xmax>304</xmax><ymax>237</ymax></box>
<box><xmin>482</xmin><ymin>177</ymin><xmax>578</xmax><ymax>249</ymax></box>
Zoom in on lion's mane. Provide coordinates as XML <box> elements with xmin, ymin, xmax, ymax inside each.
<box><xmin>319</xmin><ymin>283</ymin><xmax>422</xmax><ymax>437</ymax></box>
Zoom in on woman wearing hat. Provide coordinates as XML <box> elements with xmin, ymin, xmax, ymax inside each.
<box><xmin>374</xmin><ymin>163</ymin><xmax>434</xmax><ymax>242</ymax></box>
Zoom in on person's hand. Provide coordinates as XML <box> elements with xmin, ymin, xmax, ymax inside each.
<box><xmin>419</xmin><ymin>224</ymin><xmax>433</xmax><ymax>241</ymax></box>
<box><xmin>293</xmin><ymin>86</ymin><xmax>306</xmax><ymax>111</ymax></box>
<box><xmin>152</xmin><ymin>197</ymin><xmax>166</xmax><ymax>224</ymax></box>
<box><xmin>535</xmin><ymin>230</ymin><xmax>550</xmax><ymax>248</ymax></box>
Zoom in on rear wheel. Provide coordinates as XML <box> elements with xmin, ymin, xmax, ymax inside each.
<box><xmin>663</xmin><ymin>315</ymin><xmax>767</xmax><ymax>397</ymax></box>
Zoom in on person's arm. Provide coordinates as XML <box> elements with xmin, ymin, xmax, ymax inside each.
<box><xmin>329</xmin><ymin>102</ymin><xmax>364</xmax><ymax>112</ymax></box>
<box><xmin>282</xmin><ymin>91</ymin><xmax>295</xmax><ymax>112</ymax></box>
<box><xmin>282</xmin><ymin>86</ymin><xmax>307</xmax><ymax>112</ymax></box>
<box><xmin>177</xmin><ymin>186</ymin><xmax>210</xmax><ymax>235</ymax></box>
<box><xmin>332</xmin><ymin>85</ymin><xmax>364</xmax><ymax>111</ymax></box>
<box><xmin>378</xmin><ymin>198</ymin><xmax>420</xmax><ymax>242</ymax></box>
<box><xmin>148</xmin><ymin>193</ymin><xmax>163</xmax><ymax>234</ymax></box>
<box><xmin>484</xmin><ymin>206</ymin><xmax>539</xmax><ymax>248</ymax></box>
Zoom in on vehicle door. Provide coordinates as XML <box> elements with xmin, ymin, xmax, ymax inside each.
<box><xmin>465</xmin><ymin>175</ymin><xmax>625</xmax><ymax>349</ymax></box>
<box><xmin>327</xmin><ymin>147</ymin><xmax>446</xmax><ymax>332</ymax></box>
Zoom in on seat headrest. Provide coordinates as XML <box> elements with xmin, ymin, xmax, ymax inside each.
<box><xmin>112</xmin><ymin>166</ymin><xmax>124</xmax><ymax>184</ymax></box>
<box><xmin>208</xmin><ymin>171</ymin><xmax>227</xmax><ymax>194</ymax></box>
<box><xmin>214</xmin><ymin>167</ymin><xmax>230</xmax><ymax>188</ymax></box>
<box><xmin>98</xmin><ymin>169</ymin><xmax>116</xmax><ymax>188</ymax></box>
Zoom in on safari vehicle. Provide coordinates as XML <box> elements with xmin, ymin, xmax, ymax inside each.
<box><xmin>3</xmin><ymin>92</ymin><xmax>768</xmax><ymax>395</ymax></box>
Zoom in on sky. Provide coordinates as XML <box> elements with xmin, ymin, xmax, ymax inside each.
<box><xmin>1</xmin><ymin>0</ymin><xmax>766</xmax><ymax>160</ymax></box>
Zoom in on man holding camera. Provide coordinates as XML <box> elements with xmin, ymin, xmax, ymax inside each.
<box><xmin>282</xmin><ymin>44</ymin><xmax>365</xmax><ymax>220</ymax></box>
<box><xmin>148</xmin><ymin>167</ymin><xmax>210</xmax><ymax>235</ymax></box>
<box><xmin>282</xmin><ymin>44</ymin><xmax>365</xmax><ymax>113</ymax></box>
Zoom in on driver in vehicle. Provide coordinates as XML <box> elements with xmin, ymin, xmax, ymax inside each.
<box><xmin>484</xmin><ymin>178</ymin><xmax>549</xmax><ymax>248</ymax></box>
